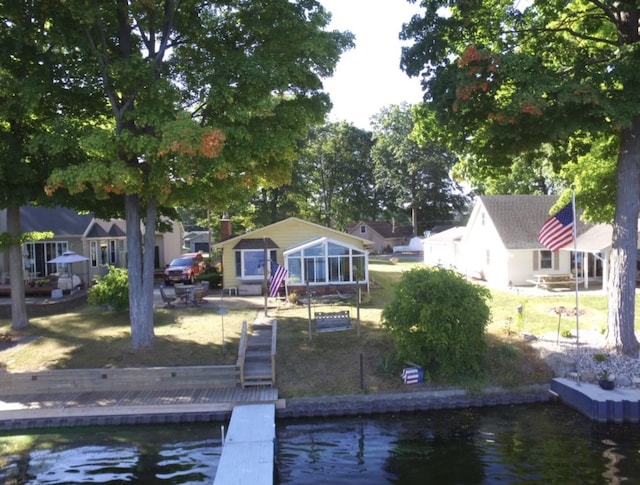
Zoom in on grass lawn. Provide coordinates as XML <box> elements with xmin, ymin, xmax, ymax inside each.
<box><xmin>0</xmin><ymin>258</ymin><xmax>634</xmax><ymax>397</ymax></box>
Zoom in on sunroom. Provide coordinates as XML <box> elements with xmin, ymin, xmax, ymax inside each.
<box><xmin>283</xmin><ymin>237</ymin><xmax>369</xmax><ymax>293</ymax></box>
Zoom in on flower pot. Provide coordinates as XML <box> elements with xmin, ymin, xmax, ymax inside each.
<box><xmin>598</xmin><ymin>379</ymin><xmax>615</xmax><ymax>390</ymax></box>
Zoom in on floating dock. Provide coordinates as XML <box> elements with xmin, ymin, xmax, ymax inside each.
<box><xmin>214</xmin><ymin>403</ymin><xmax>276</xmax><ymax>485</ymax></box>
<box><xmin>550</xmin><ymin>377</ymin><xmax>640</xmax><ymax>423</ymax></box>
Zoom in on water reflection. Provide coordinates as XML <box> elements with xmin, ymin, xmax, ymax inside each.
<box><xmin>276</xmin><ymin>404</ymin><xmax>640</xmax><ymax>484</ymax></box>
<box><xmin>0</xmin><ymin>404</ymin><xmax>638</xmax><ymax>484</ymax></box>
<box><xmin>0</xmin><ymin>425</ymin><xmax>221</xmax><ymax>484</ymax></box>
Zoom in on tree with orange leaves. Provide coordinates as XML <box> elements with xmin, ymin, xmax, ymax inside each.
<box><xmin>43</xmin><ymin>0</ymin><xmax>352</xmax><ymax>348</ymax></box>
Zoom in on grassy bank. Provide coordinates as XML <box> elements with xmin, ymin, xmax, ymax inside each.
<box><xmin>0</xmin><ymin>259</ymin><xmax>632</xmax><ymax>397</ymax></box>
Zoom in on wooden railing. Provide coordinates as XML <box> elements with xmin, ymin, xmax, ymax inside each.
<box><xmin>270</xmin><ymin>320</ymin><xmax>278</xmax><ymax>385</ymax></box>
<box><xmin>236</xmin><ymin>320</ymin><xmax>248</xmax><ymax>388</ymax></box>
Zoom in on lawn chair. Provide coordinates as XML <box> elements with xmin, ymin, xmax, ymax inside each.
<box><xmin>159</xmin><ymin>285</ymin><xmax>177</xmax><ymax>308</ymax></box>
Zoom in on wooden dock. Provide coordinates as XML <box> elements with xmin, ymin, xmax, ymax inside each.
<box><xmin>0</xmin><ymin>386</ymin><xmax>282</xmax><ymax>429</ymax></box>
<box><xmin>214</xmin><ymin>403</ymin><xmax>276</xmax><ymax>485</ymax></box>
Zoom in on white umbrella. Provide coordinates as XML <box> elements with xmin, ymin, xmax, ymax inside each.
<box><xmin>47</xmin><ymin>251</ymin><xmax>89</xmax><ymax>264</ymax></box>
<box><xmin>47</xmin><ymin>251</ymin><xmax>89</xmax><ymax>290</ymax></box>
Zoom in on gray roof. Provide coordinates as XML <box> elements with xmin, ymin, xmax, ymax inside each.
<box><xmin>20</xmin><ymin>206</ymin><xmax>94</xmax><ymax>236</ymax></box>
<box><xmin>478</xmin><ymin>195</ymin><xmax>590</xmax><ymax>250</ymax></box>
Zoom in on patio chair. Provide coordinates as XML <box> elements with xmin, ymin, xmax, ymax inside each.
<box><xmin>159</xmin><ymin>285</ymin><xmax>178</xmax><ymax>308</ymax></box>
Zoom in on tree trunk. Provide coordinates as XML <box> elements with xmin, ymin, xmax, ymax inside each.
<box><xmin>606</xmin><ymin>117</ymin><xmax>640</xmax><ymax>356</ymax></box>
<box><xmin>7</xmin><ymin>206</ymin><xmax>29</xmax><ymax>330</ymax></box>
<box><xmin>126</xmin><ymin>194</ymin><xmax>156</xmax><ymax>348</ymax></box>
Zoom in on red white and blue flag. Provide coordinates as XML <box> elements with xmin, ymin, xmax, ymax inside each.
<box><xmin>269</xmin><ymin>260</ymin><xmax>288</xmax><ymax>297</ymax></box>
<box><xmin>538</xmin><ymin>201</ymin><xmax>575</xmax><ymax>252</ymax></box>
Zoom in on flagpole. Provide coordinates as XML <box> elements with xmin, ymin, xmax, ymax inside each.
<box><xmin>571</xmin><ymin>186</ymin><xmax>579</xmax><ymax>347</ymax></box>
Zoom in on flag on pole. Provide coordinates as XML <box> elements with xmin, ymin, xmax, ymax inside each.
<box><xmin>538</xmin><ymin>201</ymin><xmax>575</xmax><ymax>252</ymax></box>
<box><xmin>269</xmin><ymin>260</ymin><xmax>288</xmax><ymax>298</ymax></box>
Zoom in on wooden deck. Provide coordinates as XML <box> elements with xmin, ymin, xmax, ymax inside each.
<box><xmin>0</xmin><ymin>386</ymin><xmax>283</xmax><ymax>429</ymax></box>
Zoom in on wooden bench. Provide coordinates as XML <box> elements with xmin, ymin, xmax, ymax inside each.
<box><xmin>315</xmin><ymin>310</ymin><xmax>352</xmax><ymax>333</ymax></box>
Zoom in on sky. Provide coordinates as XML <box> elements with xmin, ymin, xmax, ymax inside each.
<box><xmin>319</xmin><ymin>0</ymin><xmax>425</xmax><ymax>130</ymax></box>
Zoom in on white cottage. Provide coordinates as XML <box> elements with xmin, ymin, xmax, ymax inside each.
<box><xmin>458</xmin><ymin>195</ymin><xmax>591</xmax><ymax>287</ymax></box>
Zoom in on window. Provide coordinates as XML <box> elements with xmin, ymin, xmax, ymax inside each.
<box><xmin>235</xmin><ymin>249</ymin><xmax>277</xmax><ymax>280</ymax></box>
<box><xmin>285</xmin><ymin>238</ymin><xmax>367</xmax><ymax>285</ymax></box>
<box><xmin>360</xmin><ymin>225</ymin><xmax>366</xmax><ymax>234</ymax></box>
<box><xmin>540</xmin><ymin>250</ymin><xmax>553</xmax><ymax>270</ymax></box>
<box><xmin>23</xmin><ymin>241</ymin><xmax>69</xmax><ymax>277</ymax></box>
<box><xmin>90</xmin><ymin>239</ymin><xmax>125</xmax><ymax>267</ymax></box>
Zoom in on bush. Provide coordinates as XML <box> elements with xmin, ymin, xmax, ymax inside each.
<box><xmin>381</xmin><ymin>267</ymin><xmax>491</xmax><ymax>381</ymax></box>
<box><xmin>88</xmin><ymin>266</ymin><xmax>129</xmax><ymax>311</ymax></box>
<box><xmin>196</xmin><ymin>266</ymin><xmax>222</xmax><ymax>287</ymax></box>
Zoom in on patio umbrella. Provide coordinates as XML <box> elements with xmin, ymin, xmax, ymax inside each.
<box><xmin>47</xmin><ymin>251</ymin><xmax>89</xmax><ymax>289</ymax></box>
<box><xmin>47</xmin><ymin>251</ymin><xmax>89</xmax><ymax>264</ymax></box>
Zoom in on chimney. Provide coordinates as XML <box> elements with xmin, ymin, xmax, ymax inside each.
<box><xmin>220</xmin><ymin>214</ymin><xmax>232</xmax><ymax>241</ymax></box>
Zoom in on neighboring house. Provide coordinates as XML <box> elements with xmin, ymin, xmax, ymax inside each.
<box><xmin>184</xmin><ymin>231</ymin><xmax>210</xmax><ymax>254</ymax></box>
<box><xmin>0</xmin><ymin>206</ymin><xmax>183</xmax><ymax>285</ymax></box>
<box><xmin>346</xmin><ymin>221</ymin><xmax>413</xmax><ymax>254</ymax></box>
<box><xmin>422</xmin><ymin>226</ymin><xmax>466</xmax><ymax>269</ymax></box>
<box><xmin>213</xmin><ymin>217</ymin><xmax>374</xmax><ymax>296</ymax></box>
<box><xmin>458</xmin><ymin>195</ymin><xmax>592</xmax><ymax>287</ymax></box>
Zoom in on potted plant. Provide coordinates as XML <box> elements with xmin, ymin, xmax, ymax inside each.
<box><xmin>597</xmin><ymin>369</ymin><xmax>615</xmax><ymax>390</ymax></box>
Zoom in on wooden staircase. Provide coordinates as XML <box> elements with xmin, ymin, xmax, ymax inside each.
<box><xmin>237</xmin><ymin>316</ymin><xmax>277</xmax><ymax>388</ymax></box>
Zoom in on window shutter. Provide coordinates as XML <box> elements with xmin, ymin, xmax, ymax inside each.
<box><xmin>532</xmin><ymin>251</ymin><xmax>539</xmax><ymax>271</ymax></box>
<box><xmin>554</xmin><ymin>251</ymin><xmax>560</xmax><ymax>270</ymax></box>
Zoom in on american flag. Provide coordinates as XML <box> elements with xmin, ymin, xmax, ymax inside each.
<box><xmin>538</xmin><ymin>201</ymin><xmax>575</xmax><ymax>252</ymax></box>
<box><xmin>268</xmin><ymin>260</ymin><xmax>288</xmax><ymax>298</ymax></box>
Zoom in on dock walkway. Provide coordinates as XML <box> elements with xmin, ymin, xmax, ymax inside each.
<box><xmin>0</xmin><ymin>386</ymin><xmax>281</xmax><ymax>430</ymax></box>
<box><xmin>214</xmin><ymin>403</ymin><xmax>275</xmax><ymax>485</ymax></box>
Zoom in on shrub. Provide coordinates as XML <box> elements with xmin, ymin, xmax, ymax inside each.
<box><xmin>381</xmin><ymin>267</ymin><xmax>491</xmax><ymax>381</ymax></box>
<box><xmin>88</xmin><ymin>266</ymin><xmax>129</xmax><ymax>311</ymax></box>
<box><xmin>196</xmin><ymin>266</ymin><xmax>222</xmax><ymax>287</ymax></box>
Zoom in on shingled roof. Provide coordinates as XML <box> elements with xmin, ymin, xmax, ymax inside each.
<box><xmin>20</xmin><ymin>206</ymin><xmax>94</xmax><ymax>236</ymax></box>
<box><xmin>478</xmin><ymin>195</ymin><xmax>590</xmax><ymax>250</ymax></box>
<box><xmin>347</xmin><ymin>221</ymin><xmax>413</xmax><ymax>239</ymax></box>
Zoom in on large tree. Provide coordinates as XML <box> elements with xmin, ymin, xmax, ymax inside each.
<box><xmin>296</xmin><ymin>122</ymin><xmax>377</xmax><ymax>229</ymax></box>
<box><xmin>45</xmin><ymin>1</ymin><xmax>352</xmax><ymax>348</ymax></box>
<box><xmin>0</xmin><ymin>2</ymin><xmax>101</xmax><ymax>330</ymax></box>
<box><xmin>371</xmin><ymin>103</ymin><xmax>468</xmax><ymax>236</ymax></box>
<box><xmin>402</xmin><ymin>1</ymin><xmax>640</xmax><ymax>356</ymax></box>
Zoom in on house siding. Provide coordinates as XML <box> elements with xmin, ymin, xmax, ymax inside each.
<box><xmin>215</xmin><ymin>218</ymin><xmax>371</xmax><ymax>291</ymax></box>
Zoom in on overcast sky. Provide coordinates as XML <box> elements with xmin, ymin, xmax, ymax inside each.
<box><xmin>319</xmin><ymin>0</ymin><xmax>425</xmax><ymax>130</ymax></box>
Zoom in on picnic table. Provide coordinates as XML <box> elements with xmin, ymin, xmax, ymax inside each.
<box><xmin>528</xmin><ymin>274</ymin><xmax>576</xmax><ymax>291</ymax></box>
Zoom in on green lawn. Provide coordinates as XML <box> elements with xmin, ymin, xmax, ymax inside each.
<box><xmin>0</xmin><ymin>259</ymin><xmax>633</xmax><ymax>397</ymax></box>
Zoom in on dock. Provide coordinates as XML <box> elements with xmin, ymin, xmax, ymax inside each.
<box><xmin>214</xmin><ymin>403</ymin><xmax>275</xmax><ymax>485</ymax></box>
<box><xmin>550</xmin><ymin>377</ymin><xmax>640</xmax><ymax>423</ymax></box>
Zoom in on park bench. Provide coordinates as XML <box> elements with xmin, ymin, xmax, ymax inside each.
<box><xmin>315</xmin><ymin>310</ymin><xmax>352</xmax><ymax>333</ymax></box>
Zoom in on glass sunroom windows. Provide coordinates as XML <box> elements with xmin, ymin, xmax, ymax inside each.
<box><xmin>285</xmin><ymin>239</ymin><xmax>366</xmax><ymax>285</ymax></box>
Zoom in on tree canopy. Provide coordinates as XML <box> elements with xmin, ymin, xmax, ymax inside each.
<box><xmin>40</xmin><ymin>0</ymin><xmax>353</xmax><ymax>348</ymax></box>
<box><xmin>401</xmin><ymin>1</ymin><xmax>640</xmax><ymax>356</ymax></box>
<box><xmin>371</xmin><ymin>103</ymin><xmax>469</xmax><ymax>235</ymax></box>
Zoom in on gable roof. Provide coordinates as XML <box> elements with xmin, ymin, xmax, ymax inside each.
<box><xmin>424</xmin><ymin>226</ymin><xmax>466</xmax><ymax>243</ymax></box>
<box><xmin>85</xmin><ymin>220</ymin><xmax>127</xmax><ymax>238</ymax></box>
<box><xmin>477</xmin><ymin>195</ymin><xmax>589</xmax><ymax>250</ymax></box>
<box><xmin>20</xmin><ymin>206</ymin><xmax>94</xmax><ymax>236</ymax></box>
<box><xmin>213</xmin><ymin>217</ymin><xmax>374</xmax><ymax>249</ymax></box>
<box><xmin>347</xmin><ymin>221</ymin><xmax>413</xmax><ymax>239</ymax></box>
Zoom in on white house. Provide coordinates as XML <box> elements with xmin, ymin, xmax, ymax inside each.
<box><xmin>458</xmin><ymin>195</ymin><xmax>591</xmax><ymax>287</ymax></box>
<box><xmin>422</xmin><ymin>226</ymin><xmax>466</xmax><ymax>269</ymax></box>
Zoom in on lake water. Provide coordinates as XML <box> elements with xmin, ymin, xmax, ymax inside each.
<box><xmin>0</xmin><ymin>403</ymin><xmax>638</xmax><ymax>484</ymax></box>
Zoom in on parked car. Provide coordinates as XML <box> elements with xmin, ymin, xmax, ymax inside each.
<box><xmin>164</xmin><ymin>253</ymin><xmax>206</xmax><ymax>285</ymax></box>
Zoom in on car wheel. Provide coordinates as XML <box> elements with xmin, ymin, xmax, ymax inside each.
<box><xmin>189</xmin><ymin>274</ymin><xmax>195</xmax><ymax>285</ymax></box>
